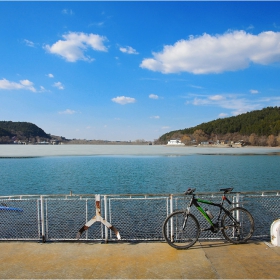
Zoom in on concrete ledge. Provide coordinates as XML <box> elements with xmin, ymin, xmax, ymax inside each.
<box><xmin>0</xmin><ymin>241</ymin><xmax>279</xmax><ymax>279</ymax></box>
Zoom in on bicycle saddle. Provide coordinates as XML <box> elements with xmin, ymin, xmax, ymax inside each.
<box><xmin>220</xmin><ymin>187</ymin><xmax>233</xmax><ymax>193</ymax></box>
<box><xmin>184</xmin><ymin>188</ymin><xmax>196</xmax><ymax>195</ymax></box>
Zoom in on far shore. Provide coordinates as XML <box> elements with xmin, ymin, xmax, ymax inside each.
<box><xmin>0</xmin><ymin>144</ymin><xmax>280</xmax><ymax>158</ymax></box>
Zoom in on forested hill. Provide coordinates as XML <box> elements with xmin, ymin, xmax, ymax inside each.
<box><xmin>0</xmin><ymin>121</ymin><xmax>51</xmax><ymax>143</ymax></box>
<box><xmin>157</xmin><ymin>106</ymin><xmax>280</xmax><ymax>145</ymax></box>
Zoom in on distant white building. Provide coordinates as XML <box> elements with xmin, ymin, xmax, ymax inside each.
<box><xmin>167</xmin><ymin>139</ymin><xmax>185</xmax><ymax>146</ymax></box>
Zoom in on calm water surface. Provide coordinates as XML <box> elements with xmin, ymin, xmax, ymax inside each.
<box><xmin>0</xmin><ymin>145</ymin><xmax>279</xmax><ymax>196</ymax></box>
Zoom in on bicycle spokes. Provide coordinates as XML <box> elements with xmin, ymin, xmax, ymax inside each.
<box><xmin>163</xmin><ymin>211</ymin><xmax>200</xmax><ymax>249</ymax></box>
<box><xmin>221</xmin><ymin>207</ymin><xmax>254</xmax><ymax>243</ymax></box>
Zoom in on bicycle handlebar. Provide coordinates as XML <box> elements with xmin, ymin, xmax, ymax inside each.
<box><xmin>184</xmin><ymin>188</ymin><xmax>196</xmax><ymax>195</ymax></box>
<box><xmin>184</xmin><ymin>187</ymin><xmax>234</xmax><ymax>195</ymax></box>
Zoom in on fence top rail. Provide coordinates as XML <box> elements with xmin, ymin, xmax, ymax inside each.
<box><xmin>0</xmin><ymin>189</ymin><xmax>279</xmax><ymax>200</ymax></box>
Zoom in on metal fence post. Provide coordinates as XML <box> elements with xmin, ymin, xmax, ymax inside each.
<box><xmin>169</xmin><ymin>194</ymin><xmax>173</xmax><ymax>215</ymax></box>
<box><xmin>169</xmin><ymin>194</ymin><xmax>173</xmax><ymax>240</ymax></box>
<box><xmin>236</xmin><ymin>192</ymin><xmax>240</xmax><ymax>207</ymax></box>
<box><xmin>40</xmin><ymin>195</ymin><xmax>46</xmax><ymax>243</ymax></box>
<box><xmin>104</xmin><ymin>195</ymin><xmax>108</xmax><ymax>242</ymax></box>
<box><xmin>86</xmin><ymin>198</ymin><xmax>88</xmax><ymax>240</ymax></box>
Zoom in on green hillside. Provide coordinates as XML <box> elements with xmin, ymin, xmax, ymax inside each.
<box><xmin>0</xmin><ymin>127</ymin><xmax>13</xmax><ymax>137</ymax></box>
<box><xmin>157</xmin><ymin>106</ymin><xmax>280</xmax><ymax>146</ymax></box>
<box><xmin>0</xmin><ymin>121</ymin><xmax>51</xmax><ymax>143</ymax></box>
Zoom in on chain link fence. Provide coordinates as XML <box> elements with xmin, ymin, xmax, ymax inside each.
<box><xmin>0</xmin><ymin>191</ymin><xmax>279</xmax><ymax>242</ymax></box>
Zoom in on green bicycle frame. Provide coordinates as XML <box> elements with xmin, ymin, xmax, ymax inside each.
<box><xmin>190</xmin><ymin>196</ymin><xmax>232</xmax><ymax>227</ymax></box>
<box><xmin>195</xmin><ymin>199</ymin><xmax>215</xmax><ymax>225</ymax></box>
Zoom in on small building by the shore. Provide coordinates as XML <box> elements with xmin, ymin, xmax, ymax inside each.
<box><xmin>167</xmin><ymin>139</ymin><xmax>185</xmax><ymax>146</ymax></box>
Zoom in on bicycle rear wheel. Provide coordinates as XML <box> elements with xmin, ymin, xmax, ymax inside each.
<box><xmin>221</xmin><ymin>207</ymin><xmax>254</xmax><ymax>244</ymax></box>
<box><xmin>162</xmin><ymin>210</ymin><xmax>200</xmax><ymax>249</ymax></box>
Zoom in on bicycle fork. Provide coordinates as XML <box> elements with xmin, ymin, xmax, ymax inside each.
<box><xmin>170</xmin><ymin>210</ymin><xmax>190</xmax><ymax>243</ymax></box>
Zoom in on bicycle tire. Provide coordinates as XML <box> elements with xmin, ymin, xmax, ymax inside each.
<box><xmin>221</xmin><ymin>207</ymin><xmax>254</xmax><ymax>244</ymax></box>
<box><xmin>162</xmin><ymin>210</ymin><xmax>200</xmax><ymax>249</ymax></box>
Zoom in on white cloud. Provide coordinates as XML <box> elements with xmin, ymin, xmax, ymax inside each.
<box><xmin>192</xmin><ymin>94</ymin><xmax>259</xmax><ymax>115</ymax></box>
<box><xmin>47</xmin><ymin>73</ymin><xmax>54</xmax><ymax>78</ymax></box>
<box><xmin>24</xmin><ymin>39</ymin><xmax>35</xmax><ymax>47</ymax></box>
<box><xmin>59</xmin><ymin>109</ymin><xmax>76</xmax><ymax>115</ymax></box>
<box><xmin>0</xmin><ymin>78</ymin><xmax>36</xmax><ymax>92</ymax></box>
<box><xmin>209</xmin><ymin>95</ymin><xmax>225</xmax><ymax>101</ymax></box>
<box><xmin>39</xmin><ymin>86</ymin><xmax>47</xmax><ymax>92</ymax></box>
<box><xmin>140</xmin><ymin>30</ymin><xmax>280</xmax><ymax>74</ymax></box>
<box><xmin>250</xmin><ymin>89</ymin><xmax>259</xmax><ymax>94</ymax></box>
<box><xmin>247</xmin><ymin>24</ymin><xmax>254</xmax><ymax>30</ymax></box>
<box><xmin>219</xmin><ymin>113</ymin><xmax>228</xmax><ymax>118</ymax></box>
<box><xmin>53</xmin><ymin>82</ymin><xmax>64</xmax><ymax>90</ymax></box>
<box><xmin>161</xmin><ymin>126</ymin><xmax>170</xmax><ymax>130</ymax></box>
<box><xmin>62</xmin><ymin>9</ymin><xmax>74</xmax><ymax>15</ymax></box>
<box><xmin>119</xmin><ymin>46</ymin><xmax>139</xmax><ymax>54</ymax></box>
<box><xmin>150</xmin><ymin>116</ymin><xmax>160</xmax><ymax>119</ymax></box>
<box><xmin>189</xmin><ymin>84</ymin><xmax>204</xmax><ymax>89</ymax></box>
<box><xmin>44</xmin><ymin>32</ymin><xmax>108</xmax><ymax>62</ymax></box>
<box><xmin>189</xmin><ymin>93</ymin><xmax>280</xmax><ymax>116</ymax></box>
<box><xmin>149</xmin><ymin>94</ymin><xmax>159</xmax><ymax>99</ymax></box>
<box><xmin>112</xmin><ymin>96</ymin><xmax>136</xmax><ymax>105</ymax></box>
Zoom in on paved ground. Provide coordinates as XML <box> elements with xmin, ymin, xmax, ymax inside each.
<box><xmin>0</xmin><ymin>240</ymin><xmax>279</xmax><ymax>279</ymax></box>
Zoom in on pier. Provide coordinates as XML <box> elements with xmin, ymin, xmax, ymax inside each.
<box><xmin>0</xmin><ymin>240</ymin><xmax>280</xmax><ymax>278</ymax></box>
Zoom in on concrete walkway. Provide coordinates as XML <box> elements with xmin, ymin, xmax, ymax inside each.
<box><xmin>0</xmin><ymin>240</ymin><xmax>279</xmax><ymax>279</ymax></box>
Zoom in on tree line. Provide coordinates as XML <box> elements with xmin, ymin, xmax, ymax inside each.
<box><xmin>0</xmin><ymin>121</ymin><xmax>51</xmax><ymax>144</ymax></box>
<box><xmin>155</xmin><ymin>106</ymin><xmax>280</xmax><ymax>146</ymax></box>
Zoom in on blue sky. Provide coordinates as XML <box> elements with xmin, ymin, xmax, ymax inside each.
<box><xmin>1</xmin><ymin>1</ymin><xmax>280</xmax><ymax>141</ymax></box>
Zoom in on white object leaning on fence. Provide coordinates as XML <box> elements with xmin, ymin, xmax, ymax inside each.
<box><xmin>76</xmin><ymin>194</ymin><xmax>121</xmax><ymax>240</ymax></box>
<box><xmin>271</xmin><ymin>219</ymin><xmax>280</xmax><ymax>246</ymax></box>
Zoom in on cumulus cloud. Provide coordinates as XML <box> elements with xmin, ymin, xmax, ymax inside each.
<box><xmin>0</xmin><ymin>78</ymin><xmax>36</xmax><ymax>92</ymax></box>
<box><xmin>119</xmin><ymin>46</ymin><xmax>139</xmax><ymax>54</ymax></box>
<box><xmin>53</xmin><ymin>82</ymin><xmax>64</xmax><ymax>90</ymax></box>
<box><xmin>140</xmin><ymin>30</ymin><xmax>280</xmax><ymax>74</ymax></box>
<box><xmin>47</xmin><ymin>73</ymin><xmax>54</xmax><ymax>78</ymax></box>
<box><xmin>44</xmin><ymin>32</ymin><xmax>108</xmax><ymax>62</ymax></box>
<box><xmin>149</xmin><ymin>94</ymin><xmax>159</xmax><ymax>99</ymax></box>
<box><xmin>150</xmin><ymin>116</ymin><xmax>160</xmax><ymax>119</ymax></box>
<box><xmin>59</xmin><ymin>109</ymin><xmax>76</xmax><ymax>115</ymax></box>
<box><xmin>112</xmin><ymin>96</ymin><xmax>136</xmax><ymax>105</ymax></box>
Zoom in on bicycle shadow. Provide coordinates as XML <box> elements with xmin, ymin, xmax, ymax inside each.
<box><xmin>189</xmin><ymin>239</ymin><xmax>261</xmax><ymax>250</ymax></box>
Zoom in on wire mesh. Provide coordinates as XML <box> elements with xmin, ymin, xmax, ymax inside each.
<box><xmin>45</xmin><ymin>198</ymin><xmax>102</xmax><ymax>240</ymax></box>
<box><xmin>0</xmin><ymin>199</ymin><xmax>40</xmax><ymax>240</ymax></box>
<box><xmin>0</xmin><ymin>191</ymin><xmax>279</xmax><ymax>242</ymax></box>
<box><xmin>108</xmin><ymin>197</ymin><xmax>168</xmax><ymax>240</ymax></box>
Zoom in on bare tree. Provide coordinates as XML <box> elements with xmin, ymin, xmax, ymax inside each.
<box><xmin>267</xmin><ymin>135</ymin><xmax>276</xmax><ymax>147</ymax></box>
<box><xmin>193</xmin><ymin>129</ymin><xmax>208</xmax><ymax>144</ymax></box>
<box><xmin>249</xmin><ymin>133</ymin><xmax>257</xmax><ymax>146</ymax></box>
<box><xmin>276</xmin><ymin>134</ymin><xmax>280</xmax><ymax>147</ymax></box>
<box><xmin>180</xmin><ymin>134</ymin><xmax>191</xmax><ymax>145</ymax></box>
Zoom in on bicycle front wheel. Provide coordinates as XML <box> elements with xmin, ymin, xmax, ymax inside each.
<box><xmin>162</xmin><ymin>210</ymin><xmax>200</xmax><ymax>249</ymax></box>
<box><xmin>221</xmin><ymin>207</ymin><xmax>254</xmax><ymax>244</ymax></box>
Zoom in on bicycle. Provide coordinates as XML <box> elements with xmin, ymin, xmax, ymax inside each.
<box><xmin>162</xmin><ymin>188</ymin><xmax>254</xmax><ymax>249</ymax></box>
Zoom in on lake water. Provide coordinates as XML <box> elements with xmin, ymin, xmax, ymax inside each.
<box><xmin>0</xmin><ymin>145</ymin><xmax>280</xmax><ymax>196</ymax></box>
